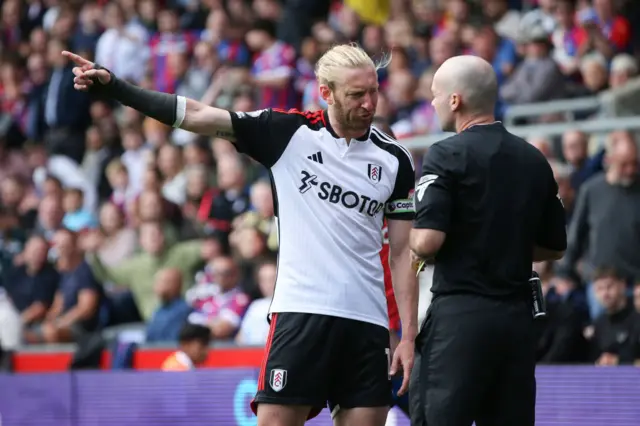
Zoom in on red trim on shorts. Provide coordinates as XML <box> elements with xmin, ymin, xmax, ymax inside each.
<box><xmin>257</xmin><ymin>313</ymin><xmax>278</xmax><ymax>391</ymax></box>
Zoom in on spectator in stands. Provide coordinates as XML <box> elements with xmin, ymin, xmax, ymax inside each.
<box><xmin>149</xmin><ymin>8</ymin><xmax>199</xmax><ymax>94</ymax></box>
<box><xmin>469</xmin><ymin>20</ymin><xmax>518</xmax><ymax>117</ymax></box>
<box><xmin>34</xmin><ymin>194</ymin><xmax>64</xmax><ymax>241</ymax></box>
<box><xmin>161</xmin><ymin>320</ymin><xmax>211</xmax><ymax>371</ymax></box>
<box><xmin>106</xmin><ymin>159</ymin><xmax>136</xmax><ymax>213</ymax></box>
<box><xmin>576</xmin><ymin>0</ymin><xmax>631</xmax><ymax>58</ymax></box>
<box><xmin>0</xmin><ymin>139</ymin><xmax>31</xmax><ymax>185</ymax></box>
<box><xmin>201</xmin><ymin>9</ymin><xmax>250</xmax><ymax>66</ymax></box>
<box><xmin>549</xmin><ymin>160</ymin><xmax>576</xmax><ymax>222</ymax></box>
<box><xmin>246</xmin><ymin>19</ymin><xmax>298</xmax><ymax>110</ymax></box>
<box><xmin>81</xmin><ymin>125</ymin><xmax>113</xmax><ymax>196</ymax></box>
<box><xmin>183</xmin><ymin>141</ymin><xmax>212</xmax><ymax>168</ymax></box>
<box><xmin>89</xmin><ymin>202</ymin><xmax>138</xmax><ymax>268</ymax></box>
<box><xmin>147</xmin><ymin>268</ymin><xmax>192</xmax><ymax>343</ymax></box>
<box><xmin>94</xmin><ymin>2</ymin><xmax>148</xmax><ymax>84</ymax></box>
<box><xmin>528</xmin><ymin>136</ymin><xmax>555</xmax><ymax>159</ymax></box>
<box><xmin>236</xmin><ymin>260</ymin><xmax>276</xmax><ymax>346</ymax></box>
<box><xmin>87</xmin><ymin>221</ymin><xmax>210</xmax><ymax>321</ymax></box>
<box><xmin>552</xmin><ymin>0</ymin><xmax>583</xmax><ymax>77</ymax></box>
<box><xmin>158</xmin><ymin>143</ymin><xmax>187</xmax><ymax>205</ymax></box>
<box><xmin>61</xmin><ymin>188</ymin><xmax>98</xmax><ymax>232</ymax></box>
<box><xmin>580</xmin><ymin>53</ymin><xmax>609</xmax><ymax>94</ymax></box>
<box><xmin>501</xmin><ymin>24</ymin><xmax>566</xmax><ymax>105</ymax></box>
<box><xmin>609</xmin><ymin>53</ymin><xmax>638</xmax><ymax>89</ymax></box>
<box><xmin>135</xmin><ymin>189</ymin><xmax>182</xmax><ymax>242</ymax></box>
<box><xmin>0</xmin><ymin>176</ymin><xmax>37</xmax><ymax>231</ymax></box>
<box><xmin>589</xmin><ymin>267</ymin><xmax>640</xmax><ymax>365</ymax></box>
<box><xmin>25</xmin><ymin>53</ymin><xmax>50</xmax><ymax>143</ymax></box>
<box><xmin>187</xmin><ymin>256</ymin><xmax>250</xmax><ymax>340</ymax></box>
<box><xmin>519</xmin><ymin>0</ymin><xmax>556</xmax><ymax>37</ymax></box>
<box><xmin>231</xmin><ymin>180</ymin><xmax>277</xmax><ymax>253</ymax></box>
<box><xmin>120</xmin><ymin>123</ymin><xmax>151</xmax><ymax>196</ymax></box>
<box><xmin>482</xmin><ymin>0</ymin><xmax>521</xmax><ymax>41</ymax></box>
<box><xmin>561</xmin><ymin>130</ymin><xmax>605</xmax><ymax>191</ymax></box>
<box><xmin>3</xmin><ymin>235</ymin><xmax>58</xmax><ymax>333</ymax></box>
<box><xmin>42</xmin><ymin>37</ymin><xmax>91</xmax><ymax>163</ymax></box>
<box><xmin>41</xmin><ymin>229</ymin><xmax>104</xmax><ymax>343</ymax></box>
<box><xmin>564</xmin><ymin>132</ymin><xmax>640</xmax><ymax>319</ymax></box>
<box><xmin>536</xmin><ymin>262</ymin><xmax>589</xmax><ymax>364</ymax></box>
<box><xmin>386</xmin><ymin>69</ymin><xmax>421</xmax><ymax>139</ymax></box>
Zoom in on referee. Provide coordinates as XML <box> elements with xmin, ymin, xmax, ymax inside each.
<box><xmin>409</xmin><ymin>55</ymin><xmax>567</xmax><ymax>426</ymax></box>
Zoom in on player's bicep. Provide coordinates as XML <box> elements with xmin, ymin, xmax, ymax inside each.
<box><xmin>413</xmin><ymin>145</ymin><xmax>454</xmax><ymax>232</ymax></box>
<box><xmin>229</xmin><ymin>109</ymin><xmax>299</xmax><ymax>168</ymax></box>
<box><xmin>385</xmin><ymin>149</ymin><xmax>415</xmax><ymax>221</ymax></box>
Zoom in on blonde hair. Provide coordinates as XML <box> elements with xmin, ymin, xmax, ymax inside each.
<box><xmin>315</xmin><ymin>43</ymin><xmax>390</xmax><ymax>87</ymax></box>
<box><xmin>106</xmin><ymin>158</ymin><xmax>127</xmax><ymax>178</ymax></box>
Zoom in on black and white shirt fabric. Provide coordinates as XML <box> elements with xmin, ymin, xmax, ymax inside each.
<box><xmin>230</xmin><ymin>108</ymin><xmax>415</xmax><ymax>328</ymax></box>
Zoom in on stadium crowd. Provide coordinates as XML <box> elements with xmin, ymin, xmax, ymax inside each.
<box><xmin>0</xmin><ymin>0</ymin><xmax>640</xmax><ymax>367</ymax></box>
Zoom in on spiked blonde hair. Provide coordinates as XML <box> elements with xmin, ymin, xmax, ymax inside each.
<box><xmin>315</xmin><ymin>43</ymin><xmax>391</xmax><ymax>87</ymax></box>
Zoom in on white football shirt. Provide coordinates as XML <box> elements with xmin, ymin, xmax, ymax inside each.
<box><xmin>230</xmin><ymin>109</ymin><xmax>415</xmax><ymax>328</ymax></box>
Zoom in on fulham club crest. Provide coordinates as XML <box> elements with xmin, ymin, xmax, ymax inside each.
<box><xmin>270</xmin><ymin>369</ymin><xmax>287</xmax><ymax>392</ymax></box>
<box><xmin>368</xmin><ymin>164</ymin><xmax>382</xmax><ymax>183</ymax></box>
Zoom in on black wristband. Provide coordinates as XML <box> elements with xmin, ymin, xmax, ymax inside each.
<box><xmin>91</xmin><ymin>64</ymin><xmax>182</xmax><ymax>128</ymax></box>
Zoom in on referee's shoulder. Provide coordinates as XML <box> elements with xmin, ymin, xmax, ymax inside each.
<box><xmin>426</xmin><ymin>134</ymin><xmax>467</xmax><ymax>159</ymax></box>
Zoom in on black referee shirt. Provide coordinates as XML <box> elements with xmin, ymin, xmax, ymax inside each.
<box><xmin>414</xmin><ymin>123</ymin><xmax>566</xmax><ymax>298</ymax></box>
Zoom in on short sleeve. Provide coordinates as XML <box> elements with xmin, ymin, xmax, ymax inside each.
<box><xmin>77</xmin><ymin>262</ymin><xmax>101</xmax><ymax>292</ymax></box>
<box><xmin>385</xmin><ymin>149</ymin><xmax>415</xmax><ymax>221</ymax></box>
<box><xmin>413</xmin><ymin>142</ymin><xmax>457</xmax><ymax>232</ymax></box>
<box><xmin>229</xmin><ymin>109</ymin><xmax>303</xmax><ymax>168</ymax></box>
<box><xmin>536</xmin><ymin>165</ymin><xmax>567</xmax><ymax>251</ymax></box>
<box><xmin>33</xmin><ymin>268</ymin><xmax>59</xmax><ymax>306</ymax></box>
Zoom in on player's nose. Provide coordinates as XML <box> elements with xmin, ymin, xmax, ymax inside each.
<box><xmin>360</xmin><ymin>94</ymin><xmax>375</xmax><ymax>113</ymax></box>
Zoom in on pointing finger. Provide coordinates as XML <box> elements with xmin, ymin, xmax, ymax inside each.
<box><xmin>61</xmin><ymin>50</ymin><xmax>93</xmax><ymax>67</ymax></box>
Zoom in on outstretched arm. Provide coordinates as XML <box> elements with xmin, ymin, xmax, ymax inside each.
<box><xmin>63</xmin><ymin>50</ymin><xmax>237</xmax><ymax>141</ymax></box>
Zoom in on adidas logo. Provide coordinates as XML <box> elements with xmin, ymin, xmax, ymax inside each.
<box><xmin>307</xmin><ymin>152</ymin><xmax>324</xmax><ymax>164</ymax></box>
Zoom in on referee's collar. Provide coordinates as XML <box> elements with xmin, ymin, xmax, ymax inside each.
<box><xmin>323</xmin><ymin>110</ymin><xmax>371</xmax><ymax>142</ymax></box>
<box><xmin>465</xmin><ymin>121</ymin><xmax>503</xmax><ymax>131</ymax></box>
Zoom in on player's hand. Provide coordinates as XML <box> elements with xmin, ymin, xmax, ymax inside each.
<box><xmin>61</xmin><ymin>50</ymin><xmax>111</xmax><ymax>90</ymax></box>
<box><xmin>411</xmin><ymin>250</ymin><xmax>426</xmax><ymax>273</ymax></box>
<box><xmin>390</xmin><ymin>339</ymin><xmax>414</xmax><ymax>396</ymax></box>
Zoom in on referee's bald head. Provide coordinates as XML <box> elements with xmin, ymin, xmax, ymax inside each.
<box><xmin>431</xmin><ymin>55</ymin><xmax>498</xmax><ymax>133</ymax></box>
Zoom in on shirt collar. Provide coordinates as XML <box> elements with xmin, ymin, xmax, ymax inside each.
<box><xmin>322</xmin><ymin>110</ymin><xmax>371</xmax><ymax>142</ymax></box>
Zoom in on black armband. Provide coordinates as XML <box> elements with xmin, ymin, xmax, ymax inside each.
<box><xmin>91</xmin><ymin>64</ymin><xmax>186</xmax><ymax>128</ymax></box>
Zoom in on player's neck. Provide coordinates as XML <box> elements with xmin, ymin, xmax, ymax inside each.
<box><xmin>456</xmin><ymin>115</ymin><xmax>497</xmax><ymax>133</ymax></box>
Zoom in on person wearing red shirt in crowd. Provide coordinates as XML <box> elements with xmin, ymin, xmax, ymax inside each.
<box><xmin>245</xmin><ymin>19</ymin><xmax>299</xmax><ymax>110</ymax></box>
<box><xmin>575</xmin><ymin>0</ymin><xmax>631</xmax><ymax>58</ymax></box>
<box><xmin>149</xmin><ymin>8</ymin><xmax>200</xmax><ymax>93</ymax></box>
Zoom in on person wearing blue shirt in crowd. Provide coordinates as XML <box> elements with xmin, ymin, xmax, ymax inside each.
<box><xmin>3</xmin><ymin>236</ymin><xmax>59</xmax><ymax>334</ymax></box>
<box><xmin>38</xmin><ymin>228</ymin><xmax>104</xmax><ymax>343</ymax></box>
<box><xmin>146</xmin><ymin>268</ymin><xmax>192</xmax><ymax>343</ymax></box>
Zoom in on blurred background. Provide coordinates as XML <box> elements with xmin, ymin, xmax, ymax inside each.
<box><xmin>0</xmin><ymin>0</ymin><xmax>640</xmax><ymax>423</ymax></box>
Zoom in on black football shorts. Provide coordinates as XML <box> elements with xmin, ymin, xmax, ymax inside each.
<box><xmin>251</xmin><ymin>312</ymin><xmax>392</xmax><ymax>419</ymax></box>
